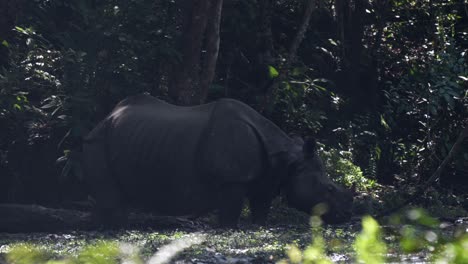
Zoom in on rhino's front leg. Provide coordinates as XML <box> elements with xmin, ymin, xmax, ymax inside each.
<box><xmin>250</xmin><ymin>199</ymin><xmax>271</xmax><ymax>225</ymax></box>
<box><xmin>249</xmin><ymin>188</ymin><xmax>274</xmax><ymax>225</ymax></box>
<box><xmin>83</xmin><ymin>140</ymin><xmax>126</xmax><ymax>228</ymax></box>
<box><xmin>218</xmin><ymin>183</ymin><xmax>246</xmax><ymax>228</ymax></box>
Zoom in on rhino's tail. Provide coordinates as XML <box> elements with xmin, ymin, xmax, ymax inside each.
<box><xmin>57</xmin><ymin>150</ymin><xmax>85</xmax><ymax>182</ymax></box>
<box><xmin>57</xmin><ymin>150</ymin><xmax>96</xmax><ymax>210</ymax></box>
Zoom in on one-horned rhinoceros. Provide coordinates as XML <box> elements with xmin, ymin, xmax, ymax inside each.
<box><xmin>82</xmin><ymin>94</ymin><xmax>353</xmax><ymax>226</ymax></box>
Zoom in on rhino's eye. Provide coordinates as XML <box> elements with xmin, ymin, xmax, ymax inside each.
<box><xmin>327</xmin><ymin>185</ymin><xmax>334</xmax><ymax>192</ymax></box>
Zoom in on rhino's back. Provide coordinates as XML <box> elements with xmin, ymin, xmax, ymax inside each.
<box><xmin>105</xmin><ymin>95</ymin><xmax>217</xmax><ymax>213</ymax></box>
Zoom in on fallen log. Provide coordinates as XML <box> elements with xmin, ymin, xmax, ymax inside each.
<box><xmin>0</xmin><ymin>204</ymin><xmax>91</xmax><ymax>232</ymax></box>
<box><xmin>0</xmin><ymin>204</ymin><xmax>199</xmax><ymax>233</ymax></box>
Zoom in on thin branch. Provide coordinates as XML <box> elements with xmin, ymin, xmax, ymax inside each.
<box><xmin>420</xmin><ymin>124</ymin><xmax>468</xmax><ymax>190</ymax></box>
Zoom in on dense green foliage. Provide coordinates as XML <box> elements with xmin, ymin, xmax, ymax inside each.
<box><xmin>0</xmin><ymin>1</ymin><xmax>466</xmax><ymax>210</ymax></box>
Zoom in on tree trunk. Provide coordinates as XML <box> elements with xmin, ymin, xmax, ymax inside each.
<box><xmin>199</xmin><ymin>0</ymin><xmax>224</xmax><ymax>103</ymax></box>
<box><xmin>317</xmin><ymin>0</ymin><xmax>325</xmax><ymax>9</ymax></box>
<box><xmin>349</xmin><ymin>0</ymin><xmax>365</xmax><ymax>104</ymax></box>
<box><xmin>170</xmin><ymin>0</ymin><xmax>224</xmax><ymax>106</ymax></box>
<box><xmin>256</xmin><ymin>0</ymin><xmax>274</xmax><ymax>71</ymax></box>
<box><xmin>170</xmin><ymin>0</ymin><xmax>210</xmax><ymax>105</ymax></box>
<box><xmin>335</xmin><ymin>0</ymin><xmax>374</xmax><ymax>113</ymax></box>
<box><xmin>286</xmin><ymin>0</ymin><xmax>317</xmax><ymax>69</ymax></box>
<box><xmin>335</xmin><ymin>0</ymin><xmax>346</xmax><ymax>63</ymax></box>
<box><xmin>260</xmin><ymin>0</ymin><xmax>317</xmax><ymax>115</ymax></box>
<box><xmin>373</xmin><ymin>0</ymin><xmax>394</xmax><ymax>183</ymax></box>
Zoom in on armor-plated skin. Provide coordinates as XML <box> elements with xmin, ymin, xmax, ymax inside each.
<box><xmin>83</xmin><ymin>94</ymin><xmax>353</xmax><ymax>226</ymax></box>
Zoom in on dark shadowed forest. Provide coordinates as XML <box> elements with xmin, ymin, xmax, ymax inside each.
<box><xmin>0</xmin><ymin>0</ymin><xmax>467</xmax><ymax>263</ymax></box>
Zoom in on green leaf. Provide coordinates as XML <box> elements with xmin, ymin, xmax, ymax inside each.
<box><xmin>380</xmin><ymin>115</ymin><xmax>390</xmax><ymax>131</ymax></box>
<box><xmin>400</xmin><ymin>226</ymin><xmax>425</xmax><ymax>253</ymax></box>
<box><xmin>313</xmin><ymin>84</ymin><xmax>327</xmax><ymax>92</ymax></box>
<box><xmin>354</xmin><ymin>216</ymin><xmax>387</xmax><ymax>264</ymax></box>
<box><xmin>375</xmin><ymin>145</ymin><xmax>382</xmax><ymax>160</ymax></box>
<box><xmin>433</xmin><ymin>235</ymin><xmax>468</xmax><ymax>264</ymax></box>
<box><xmin>406</xmin><ymin>208</ymin><xmax>439</xmax><ymax>227</ymax></box>
<box><xmin>287</xmin><ymin>245</ymin><xmax>302</xmax><ymax>264</ymax></box>
<box><xmin>268</xmin><ymin>65</ymin><xmax>279</xmax><ymax>78</ymax></box>
<box><xmin>14</xmin><ymin>26</ymin><xmax>29</xmax><ymax>35</ymax></box>
<box><xmin>291</xmin><ymin>67</ymin><xmax>305</xmax><ymax>77</ymax></box>
<box><xmin>1</xmin><ymin>40</ymin><xmax>8</xmax><ymax>47</ymax></box>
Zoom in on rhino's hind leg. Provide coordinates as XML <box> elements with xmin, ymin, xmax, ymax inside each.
<box><xmin>83</xmin><ymin>141</ymin><xmax>126</xmax><ymax>228</ymax></box>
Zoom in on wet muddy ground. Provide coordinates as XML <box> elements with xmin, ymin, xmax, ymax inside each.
<box><xmin>0</xmin><ymin>206</ymin><xmax>466</xmax><ymax>263</ymax></box>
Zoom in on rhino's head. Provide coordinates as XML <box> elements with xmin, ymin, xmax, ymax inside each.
<box><xmin>284</xmin><ymin>138</ymin><xmax>353</xmax><ymax>224</ymax></box>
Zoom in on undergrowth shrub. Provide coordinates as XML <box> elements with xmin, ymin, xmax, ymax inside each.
<box><xmin>320</xmin><ymin>148</ymin><xmax>376</xmax><ymax>192</ymax></box>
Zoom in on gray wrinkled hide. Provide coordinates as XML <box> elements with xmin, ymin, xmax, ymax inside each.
<box><xmin>83</xmin><ymin>94</ymin><xmax>352</xmax><ymax>225</ymax></box>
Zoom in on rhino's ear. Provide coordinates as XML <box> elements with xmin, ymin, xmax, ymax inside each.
<box><xmin>291</xmin><ymin>135</ymin><xmax>304</xmax><ymax>146</ymax></box>
<box><xmin>303</xmin><ymin>137</ymin><xmax>317</xmax><ymax>157</ymax></box>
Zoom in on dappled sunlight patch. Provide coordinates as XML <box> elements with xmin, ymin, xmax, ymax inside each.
<box><xmin>147</xmin><ymin>233</ymin><xmax>205</xmax><ymax>264</ymax></box>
